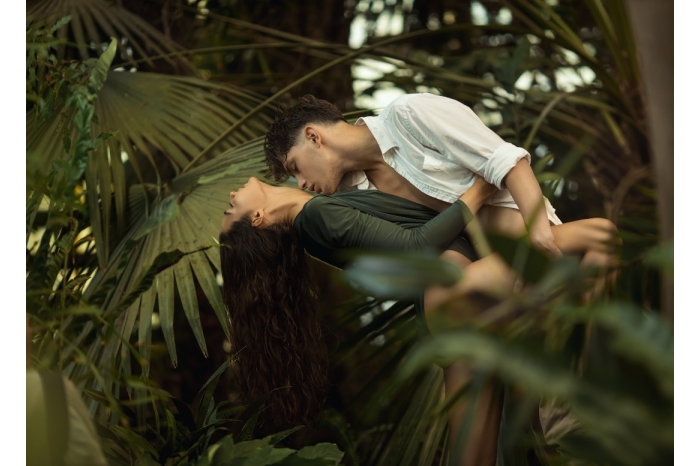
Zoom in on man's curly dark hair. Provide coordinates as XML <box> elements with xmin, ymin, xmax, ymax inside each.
<box><xmin>264</xmin><ymin>95</ymin><xmax>346</xmax><ymax>182</ymax></box>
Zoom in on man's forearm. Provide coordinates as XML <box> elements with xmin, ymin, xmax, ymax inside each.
<box><xmin>503</xmin><ymin>159</ymin><xmax>562</xmax><ymax>257</ymax></box>
<box><xmin>503</xmin><ymin>159</ymin><xmax>549</xmax><ymax>230</ymax></box>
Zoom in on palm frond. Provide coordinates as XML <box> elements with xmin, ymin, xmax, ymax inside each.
<box><xmin>372</xmin><ymin>365</ymin><xmax>448</xmax><ymax>466</ymax></box>
<box><xmin>73</xmin><ymin>139</ymin><xmax>266</xmax><ymax>375</ymax></box>
<box><xmin>27</xmin><ymin>0</ymin><xmax>192</xmax><ymax>72</ymax></box>
<box><xmin>27</xmin><ymin>71</ymin><xmax>274</xmax><ymax>268</ymax></box>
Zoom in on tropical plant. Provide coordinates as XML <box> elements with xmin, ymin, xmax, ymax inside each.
<box><xmin>26</xmin><ymin>14</ymin><xmax>342</xmax><ymax>466</ymax></box>
<box><xmin>344</xmin><ymin>235</ymin><xmax>672</xmax><ymax>465</ymax></box>
<box><xmin>27</xmin><ymin>2</ymin><xmax>275</xmax><ymax>388</ymax></box>
<box><xmin>27</xmin><ymin>0</ymin><xmax>672</xmax><ymax>465</ymax></box>
<box><xmin>93</xmin><ymin>358</ymin><xmax>344</xmax><ymax>465</ymax></box>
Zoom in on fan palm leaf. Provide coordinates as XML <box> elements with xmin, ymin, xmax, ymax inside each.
<box><xmin>27</xmin><ymin>70</ymin><xmax>274</xmax><ymax>269</ymax></box>
<box><xmin>68</xmin><ymin>139</ymin><xmax>267</xmax><ymax>387</ymax></box>
<box><xmin>27</xmin><ymin>0</ymin><xmax>192</xmax><ymax>72</ymax></box>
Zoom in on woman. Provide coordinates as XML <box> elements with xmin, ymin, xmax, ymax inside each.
<box><xmin>218</xmin><ymin>175</ymin><xmax>509</xmax><ymax>431</ymax></box>
<box><xmin>218</xmin><ymin>176</ymin><xmax>618</xmax><ymax>434</ymax></box>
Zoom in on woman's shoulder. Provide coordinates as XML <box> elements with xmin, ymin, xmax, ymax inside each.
<box><xmin>298</xmin><ymin>195</ymin><xmax>352</xmax><ymax>224</ymax></box>
<box><xmin>301</xmin><ymin>190</ymin><xmax>437</xmax><ymax>220</ymax></box>
<box><xmin>333</xmin><ymin>190</ymin><xmax>438</xmax><ymax>212</ymax></box>
<box><xmin>303</xmin><ymin>194</ymin><xmax>351</xmax><ymax>211</ymax></box>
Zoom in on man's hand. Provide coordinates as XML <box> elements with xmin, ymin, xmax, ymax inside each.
<box><xmin>529</xmin><ymin>224</ymin><xmax>563</xmax><ymax>258</ymax></box>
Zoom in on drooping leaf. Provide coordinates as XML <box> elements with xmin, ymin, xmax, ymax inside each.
<box><xmin>344</xmin><ymin>252</ymin><xmax>463</xmax><ymax>299</ymax></box>
<box><xmin>88</xmin><ymin>36</ymin><xmax>117</xmax><ymax>95</ymax></box>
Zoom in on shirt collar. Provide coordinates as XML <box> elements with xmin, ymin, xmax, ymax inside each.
<box><xmin>338</xmin><ymin>170</ymin><xmax>373</xmax><ymax>191</ymax></box>
<box><xmin>355</xmin><ymin>116</ymin><xmax>397</xmax><ymax>155</ymax></box>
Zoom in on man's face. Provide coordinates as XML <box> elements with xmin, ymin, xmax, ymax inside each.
<box><xmin>283</xmin><ymin>129</ymin><xmax>343</xmax><ymax>195</ymax></box>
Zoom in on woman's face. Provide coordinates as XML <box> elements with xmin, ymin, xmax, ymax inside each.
<box><xmin>221</xmin><ymin>177</ymin><xmax>267</xmax><ymax>232</ymax></box>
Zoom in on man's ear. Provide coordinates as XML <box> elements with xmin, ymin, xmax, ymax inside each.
<box><xmin>251</xmin><ymin>209</ymin><xmax>265</xmax><ymax>227</ymax></box>
<box><xmin>305</xmin><ymin>126</ymin><xmax>321</xmax><ymax>147</ymax></box>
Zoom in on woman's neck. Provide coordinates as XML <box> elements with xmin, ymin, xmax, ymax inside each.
<box><xmin>266</xmin><ymin>187</ymin><xmax>314</xmax><ymax>225</ymax></box>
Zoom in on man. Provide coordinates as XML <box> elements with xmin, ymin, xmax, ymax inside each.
<box><xmin>263</xmin><ymin>93</ymin><xmax>565</xmax><ymax>260</ymax></box>
<box><xmin>263</xmin><ymin>93</ymin><xmax>614</xmax><ymax>465</ymax></box>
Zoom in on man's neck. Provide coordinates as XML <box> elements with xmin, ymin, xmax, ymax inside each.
<box><xmin>336</xmin><ymin>123</ymin><xmax>385</xmax><ymax>173</ymax></box>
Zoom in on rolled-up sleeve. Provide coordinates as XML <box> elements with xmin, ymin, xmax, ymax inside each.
<box><xmin>395</xmin><ymin>93</ymin><xmax>531</xmax><ymax>189</ymax></box>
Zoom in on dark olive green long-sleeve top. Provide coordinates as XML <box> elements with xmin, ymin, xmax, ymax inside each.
<box><xmin>293</xmin><ymin>190</ymin><xmax>478</xmax><ymax>269</ymax></box>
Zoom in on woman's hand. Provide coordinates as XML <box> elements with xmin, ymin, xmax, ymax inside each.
<box><xmin>471</xmin><ymin>174</ymin><xmax>499</xmax><ymax>201</ymax></box>
<box><xmin>459</xmin><ymin>175</ymin><xmax>498</xmax><ymax>214</ymax></box>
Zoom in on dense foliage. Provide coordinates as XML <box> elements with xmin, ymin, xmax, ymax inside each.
<box><xmin>27</xmin><ymin>1</ymin><xmax>672</xmax><ymax>465</ymax></box>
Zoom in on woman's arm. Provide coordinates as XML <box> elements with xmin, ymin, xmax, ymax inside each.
<box><xmin>459</xmin><ymin>175</ymin><xmax>498</xmax><ymax>215</ymax></box>
<box><xmin>304</xmin><ymin>181</ymin><xmax>494</xmax><ymax>253</ymax></box>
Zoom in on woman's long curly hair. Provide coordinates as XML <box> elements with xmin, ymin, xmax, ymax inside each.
<box><xmin>219</xmin><ymin>217</ymin><xmax>327</xmax><ymax>432</ymax></box>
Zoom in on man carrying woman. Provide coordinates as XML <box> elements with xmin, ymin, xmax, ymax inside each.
<box><xmin>218</xmin><ymin>93</ymin><xmax>618</xmax><ymax>465</ymax></box>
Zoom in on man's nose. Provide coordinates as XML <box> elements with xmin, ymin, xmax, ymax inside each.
<box><xmin>296</xmin><ymin>176</ymin><xmax>306</xmax><ymax>190</ymax></box>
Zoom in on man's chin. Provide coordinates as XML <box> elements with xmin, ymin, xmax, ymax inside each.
<box><xmin>322</xmin><ymin>182</ymin><xmax>340</xmax><ymax>195</ymax></box>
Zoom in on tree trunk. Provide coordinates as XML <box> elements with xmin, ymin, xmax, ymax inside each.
<box><xmin>625</xmin><ymin>0</ymin><xmax>673</xmax><ymax>320</ymax></box>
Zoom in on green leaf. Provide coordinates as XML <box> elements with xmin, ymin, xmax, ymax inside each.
<box><xmin>108</xmin><ymin>424</ymin><xmax>159</xmax><ymax>458</ymax></box>
<box><xmin>112</xmin><ymin>249</ymin><xmax>186</xmax><ymax>313</ymax></box>
<box><xmin>269</xmin><ymin>426</ymin><xmax>305</xmax><ymax>445</ymax></box>
<box><xmin>316</xmin><ymin>410</ymin><xmax>360</xmax><ymax>466</ymax></box>
<box><xmin>535</xmin><ymin>172</ymin><xmax>562</xmax><ymax>183</ymax></box>
<box><xmin>231</xmin><ymin>437</ymin><xmax>272</xmax><ymax>457</ymax></box>
<box><xmin>90</xmin><ymin>130</ymin><xmax>118</xmax><ymax>149</ymax></box>
<box><xmin>195</xmin><ymin>360</ymin><xmax>230</xmax><ymax>428</ymax></box>
<box><xmin>370</xmin><ymin>366</ymin><xmax>445</xmax><ymax>466</ymax></box>
<box><xmin>643</xmin><ymin>241</ymin><xmax>673</xmax><ymax>275</ymax></box>
<box><xmin>236</xmin><ymin>412</ymin><xmax>259</xmax><ymax>443</ymax></box>
<box><xmin>296</xmin><ymin>444</ymin><xmax>345</xmax><ymax>464</ymax></box>
<box><xmin>343</xmin><ymin>252</ymin><xmax>462</xmax><ymax>299</ymax></box>
<box><xmin>197</xmin><ymin>158</ymin><xmax>257</xmax><ymax>185</ymax></box>
<box><xmin>62</xmin><ymin>129</ymin><xmax>71</xmax><ymax>154</ymax></box>
<box><xmin>196</xmin><ymin>360</ymin><xmax>231</xmax><ymax>403</ymax></box>
<box><xmin>208</xmin><ymin>435</ymin><xmax>235</xmax><ymax>466</ymax></box>
<box><xmin>531</xmin><ymin>153</ymin><xmax>554</xmax><ymax>175</ymax></box>
<box><xmin>397</xmin><ymin>332</ymin><xmax>577</xmax><ymax>398</ymax></box>
<box><xmin>485</xmin><ymin>233</ymin><xmax>552</xmax><ymax>284</ymax></box>
<box><xmin>49</xmin><ymin>15</ymin><xmax>72</xmax><ymax>33</ymax></box>
<box><xmin>135</xmin><ymin>454</ymin><xmax>161</xmax><ymax>466</ymax></box>
<box><xmin>277</xmin><ymin>456</ymin><xmax>336</xmax><ymax>466</ymax></box>
<box><xmin>88</xmin><ymin>38</ymin><xmax>117</xmax><ymax>97</ymax></box>
<box><xmin>494</xmin><ymin>37</ymin><xmax>531</xmax><ymax>92</ymax></box>
<box><xmin>174</xmin><ymin>256</ymin><xmax>207</xmax><ymax>356</ymax></box>
<box><xmin>234</xmin><ymin>444</ymin><xmax>295</xmax><ymax>466</ymax></box>
<box><xmin>133</xmin><ymin>194</ymin><xmax>181</xmax><ymax>242</ymax></box>
<box><xmin>555</xmin><ymin>302</ymin><xmax>673</xmax><ymax>395</ymax></box>
<box><xmin>157</xmin><ymin>268</ymin><xmax>177</xmax><ymax>367</ymax></box>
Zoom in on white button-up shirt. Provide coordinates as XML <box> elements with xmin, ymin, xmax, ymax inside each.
<box><xmin>338</xmin><ymin>93</ymin><xmax>561</xmax><ymax>225</ymax></box>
